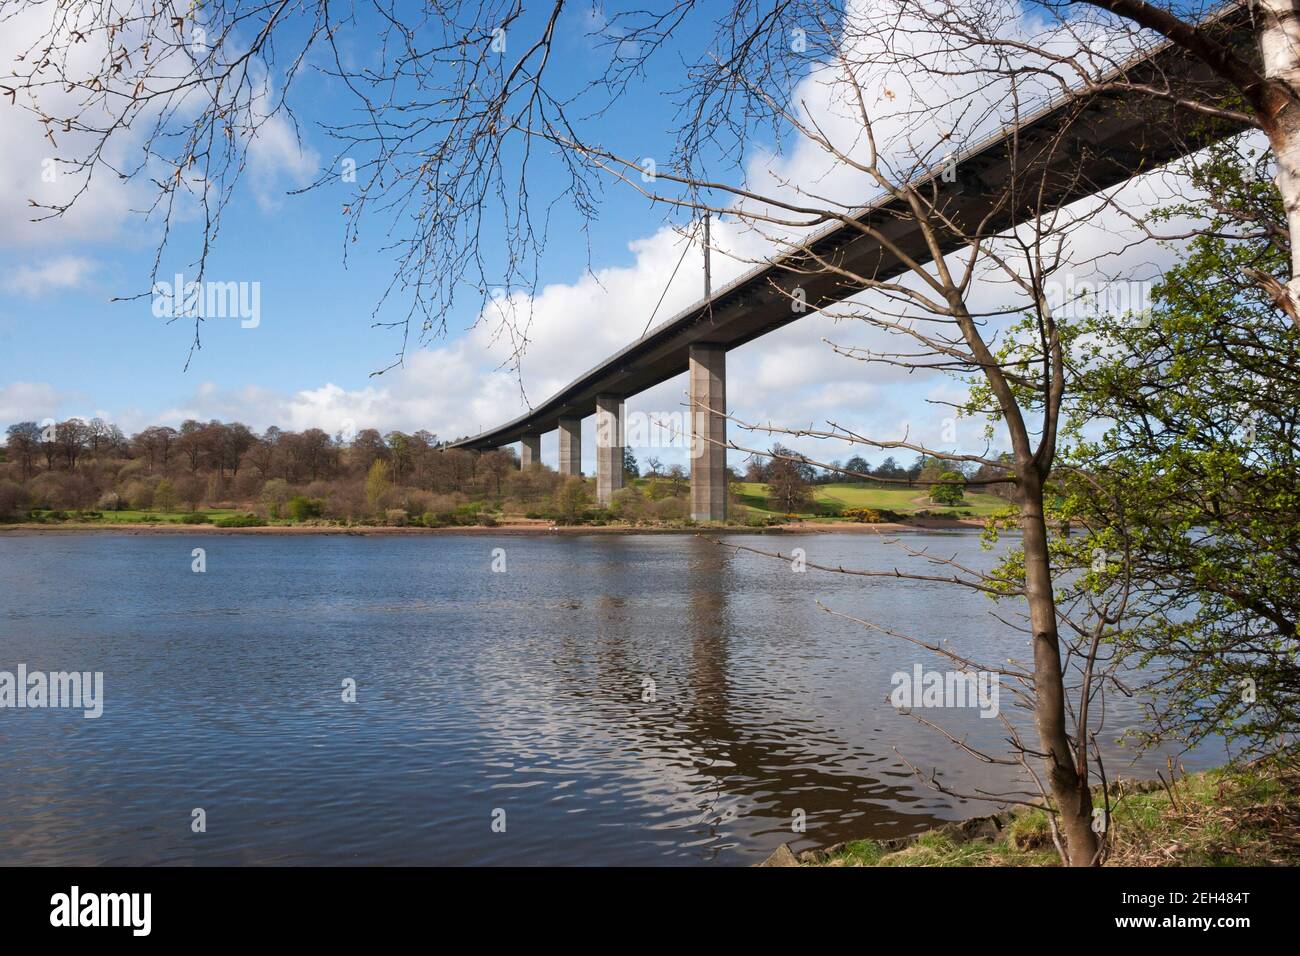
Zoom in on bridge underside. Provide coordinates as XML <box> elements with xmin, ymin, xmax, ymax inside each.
<box><xmin>449</xmin><ymin>11</ymin><xmax>1250</xmax><ymax>521</ymax></box>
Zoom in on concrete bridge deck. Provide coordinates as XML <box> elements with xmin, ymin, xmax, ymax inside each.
<box><xmin>447</xmin><ymin>8</ymin><xmax>1251</xmax><ymax>519</ymax></box>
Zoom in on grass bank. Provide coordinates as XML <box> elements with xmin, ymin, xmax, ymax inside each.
<box><xmin>734</xmin><ymin>481</ymin><xmax>1010</xmax><ymax>519</ymax></box>
<box><xmin>5</xmin><ymin>480</ymin><xmax>1009</xmax><ymax>532</ymax></box>
<box><xmin>777</xmin><ymin>762</ymin><xmax>1300</xmax><ymax>867</ymax></box>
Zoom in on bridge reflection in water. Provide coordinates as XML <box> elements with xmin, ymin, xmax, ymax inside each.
<box><xmin>0</xmin><ymin>532</ymin><xmax>1217</xmax><ymax>865</ymax></box>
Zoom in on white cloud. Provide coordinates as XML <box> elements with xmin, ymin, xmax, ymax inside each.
<box><xmin>246</xmin><ymin>107</ymin><xmax>321</xmax><ymax>211</ymax></box>
<box><xmin>0</xmin><ymin>8</ymin><xmax>322</xmax><ymax>244</ymax></box>
<box><xmin>0</xmin><ymin>13</ymin><xmax>142</xmax><ymax>247</ymax></box>
<box><xmin>0</xmin><ymin>382</ymin><xmax>69</xmax><ymax>425</ymax></box>
<box><xmin>4</xmin><ymin>256</ymin><xmax>98</xmax><ymax>298</ymax></box>
<box><xmin>141</xmin><ymin>342</ymin><xmax>517</xmax><ymax>442</ymax></box>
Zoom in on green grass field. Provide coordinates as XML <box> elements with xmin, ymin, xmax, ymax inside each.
<box><xmin>734</xmin><ymin>481</ymin><xmax>1011</xmax><ymax>518</ymax></box>
<box><xmin>30</xmin><ymin>508</ymin><xmax>239</xmax><ymax>524</ymax></box>
<box><xmin>22</xmin><ymin>482</ymin><xmax>1010</xmax><ymax>527</ymax></box>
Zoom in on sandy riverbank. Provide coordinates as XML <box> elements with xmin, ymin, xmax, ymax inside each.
<box><xmin>0</xmin><ymin>517</ymin><xmax>986</xmax><ymax>535</ymax></box>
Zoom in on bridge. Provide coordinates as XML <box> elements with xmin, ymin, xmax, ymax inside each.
<box><xmin>449</xmin><ymin>9</ymin><xmax>1250</xmax><ymax>520</ymax></box>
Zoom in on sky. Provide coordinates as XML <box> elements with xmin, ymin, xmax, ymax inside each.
<box><xmin>0</xmin><ymin>1</ymin><xmax>1199</xmax><ymax>474</ymax></box>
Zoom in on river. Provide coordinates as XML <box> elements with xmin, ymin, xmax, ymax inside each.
<box><xmin>0</xmin><ymin>530</ymin><xmax>1215</xmax><ymax>865</ymax></box>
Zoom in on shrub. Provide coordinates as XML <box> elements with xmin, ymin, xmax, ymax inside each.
<box><xmin>324</xmin><ymin>481</ymin><xmax>367</xmax><ymax>522</ymax></box>
<box><xmin>305</xmin><ymin>480</ymin><xmax>333</xmax><ymax>501</ymax></box>
<box><xmin>610</xmin><ymin>486</ymin><xmax>646</xmax><ymax>522</ymax></box>
<box><xmin>385</xmin><ymin>508</ymin><xmax>408</xmax><ymax>527</ymax></box>
<box><xmin>0</xmin><ymin>480</ymin><xmax>27</xmax><ymax>520</ymax></box>
<box><xmin>286</xmin><ymin>496</ymin><xmax>323</xmax><ymax>521</ymax></box>
<box><xmin>213</xmin><ymin>513</ymin><xmax>265</xmax><ymax>528</ymax></box>
<box><xmin>651</xmin><ymin>497</ymin><xmax>688</xmax><ymax>521</ymax></box>
<box><xmin>180</xmin><ymin>512</ymin><xmax>211</xmax><ymax>524</ymax></box>
<box><xmin>553</xmin><ymin>477</ymin><xmax>592</xmax><ymax>524</ymax></box>
<box><xmin>27</xmin><ymin>473</ymin><xmax>96</xmax><ymax>510</ymax></box>
<box><xmin>260</xmin><ymin>478</ymin><xmax>291</xmax><ymax>518</ymax></box>
<box><xmin>125</xmin><ymin>480</ymin><xmax>154</xmax><ymax>511</ymax></box>
<box><xmin>843</xmin><ymin>507</ymin><xmax>905</xmax><ymax>523</ymax></box>
<box><xmin>644</xmin><ymin>478</ymin><xmax>682</xmax><ymax>501</ymax></box>
<box><xmin>403</xmin><ymin>489</ymin><xmax>436</xmax><ymax>517</ymax></box>
<box><xmin>153</xmin><ymin>479</ymin><xmax>178</xmax><ymax>512</ymax></box>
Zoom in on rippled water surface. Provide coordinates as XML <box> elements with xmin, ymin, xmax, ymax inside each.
<box><xmin>0</xmin><ymin>531</ymin><xmax>1214</xmax><ymax>865</ymax></box>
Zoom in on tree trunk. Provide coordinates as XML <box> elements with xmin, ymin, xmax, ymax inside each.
<box><xmin>1258</xmin><ymin>1</ymin><xmax>1300</xmax><ymax>317</ymax></box>
<box><xmin>1019</xmin><ymin>466</ymin><xmax>1099</xmax><ymax>866</ymax></box>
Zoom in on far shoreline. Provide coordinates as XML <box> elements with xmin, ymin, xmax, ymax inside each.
<box><xmin>0</xmin><ymin>517</ymin><xmax>989</xmax><ymax>536</ymax></box>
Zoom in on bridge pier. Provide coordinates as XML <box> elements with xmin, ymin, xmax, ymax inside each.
<box><xmin>558</xmin><ymin>417</ymin><xmax>582</xmax><ymax>476</ymax></box>
<box><xmin>689</xmin><ymin>343</ymin><xmax>727</xmax><ymax>522</ymax></box>
<box><xmin>595</xmin><ymin>394</ymin><xmax>625</xmax><ymax>505</ymax></box>
<box><xmin>520</xmin><ymin>434</ymin><xmax>541</xmax><ymax>468</ymax></box>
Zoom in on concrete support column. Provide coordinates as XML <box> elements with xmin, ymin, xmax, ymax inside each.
<box><xmin>689</xmin><ymin>343</ymin><xmax>727</xmax><ymax>522</ymax></box>
<box><xmin>558</xmin><ymin>417</ymin><xmax>582</xmax><ymax>476</ymax></box>
<box><xmin>520</xmin><ymin>434</ymin><xmax>541</xmax><ymax>468</ymax></box>
<box><xmin>595</xmin><ymin>394</ymin><xmax>625</xmax><ymax>505</ymax></box>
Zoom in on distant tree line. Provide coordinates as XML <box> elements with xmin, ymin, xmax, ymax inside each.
<box><xmin>741</xmin><ymin>446</ymin><xmax>1015</xmax><ymax>508</ymax></box>
<box><xmin>3</xmin><ymin>417</ymin><xmax>988</xmax><ymax>525</ymax></box>
<box><xmin>0</xmin><ymin>417</ymin><xmax>532</xmax><ymax>524</ymax></box>
<box><xmin>0</xmin><ymin>417</ymin><xmax>735</xmax><ymax>526</ymax></box>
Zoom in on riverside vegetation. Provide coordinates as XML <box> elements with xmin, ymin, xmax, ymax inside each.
<box><xmin>788</xmin><ymin>760</ymin><xmax>1300</xmax><ymax>867</ymax></box>
<box><xmin>0</xmin><ymin>421</ymin><xmax>1007</xmax><ymax>530</ymax></box>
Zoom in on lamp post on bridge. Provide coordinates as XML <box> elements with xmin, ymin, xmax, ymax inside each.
<box><xmin>703</xmin><ymin>212</ymin><xmax>711</xmax><ymax>299</ymax></box>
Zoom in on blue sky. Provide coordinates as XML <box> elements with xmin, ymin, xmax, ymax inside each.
<box><xmin>1</xmin><ymin>5</ymin><xmax>692</xmax><ymax>395</ymax></box>
<box><xmin>0</xmin><ymin>4</ymin><xmax>763</xmax><ymax>465</ymax></box>
<box><xmin>0</xmin><ymin>1</ymin><xmax>1186</xmax><ymax>473</ymax></box>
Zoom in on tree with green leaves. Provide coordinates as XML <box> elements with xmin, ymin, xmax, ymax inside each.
<box><xmin>930</xmin><ymin>471</ymin><xmax>966</xmax><ymax>506</ymax></box>
<box><xmin>1051</xmin><ymin>137</ymin><xmax>1300</xmax><ymax>761</ymax></box>
<box><xmin>553</xmin><ymin>477</ymin><xmax>592</xmax><ymax>524</ymax></box>
<box><xmin>153</xmin><ymin>479</ymin><xmax>177</xmax><ymax>514</ymax></box>
<box><xmin>365</xmin><ymin>460</ymin><xmax>392</xmax><ymax>512</ymax></box>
